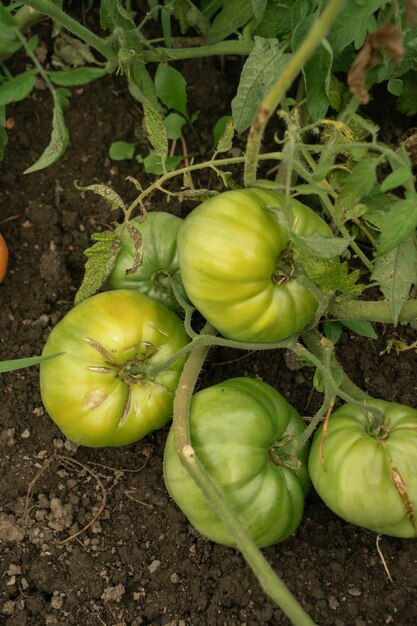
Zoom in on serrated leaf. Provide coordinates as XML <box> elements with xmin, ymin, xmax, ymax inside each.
<box><xmin>341</xmin><ymin>319</ymin><xmax>377</xmax><ymax>339</ymax></box>
<box><xmin>144</xmin><ymin>105</ymin><xmax>168</xmax><ymax>160</ymax></box>
<box><xmin>336</xmin><ymin>159</ymin><xmax>378</xmax><ymax>211</ymax></box>
<box><xmin>206</xmin><ymin>0</ymin><xmax>253</xmax><ymax>44</ymax></box>
<box><xmin>301</xmin><ymin>257</ymin><xmax>364</xmax><ymax>296</ymax></box>
<box><xmin>292</xmin><ymin>232</ymin><xmax>351</xmax><ymax>259</ymax></box>
<box><xmin>155</xmin><ymin>64</ymin><xmax>188</xmax><ymax>118</ymax></box>
<box><xmin>75</xmin><ymin>230</ymin><xmax>122</xmax><ymax>305</ymax></box>
<box><xmin>377</xmin><ymin>193</ymin><xmax>417</xmax><ymax>256</ymax></box>
<box><xmin>24</xmin><ymin>88</ymin><xmax>70</xmax><ymax>174</ymax></box>
<box><xmin>380</xmin><ymin>166</ymin><xmax>413</xmax><ymax>193</ymax></box>
<box><xmin>75</xmin><ymin>182</ymin><xmax>126</xmax><ymax>212</ymax></box>
<box><xmin>0</xmin><ymin>70</ymin><xmax>37</xmax><ymax>106</ymax></box>
<box><xmin>48</xmin><ymin>67</ymin><xmax>107</xmax><ymax>86</ymax></box>
<box><xmin>215</xmin><ymin>116</ymin><xmax>234</xmax><ymax>153</ymax></box>
<box><xmin>372</xmin><ymin>237</ymin><xmax>417</xmax><ymax>324</ymax></box>
<box><xmin>231</xmin><ymin>37</ymin><xmax>290</xmax><ymax>134</ymax></box>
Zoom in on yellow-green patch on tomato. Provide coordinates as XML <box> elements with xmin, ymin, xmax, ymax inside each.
<box><xmin>178</xmin><ymin>188</ymin><xmax>334</xmax><ymax>342</ymax></box>
<box><xmin>40</xmin><ymin>290</ymin><xmax>189</xmax><ymax>447</ymax></box>
<box><xmin>164</xmin><ymin>377</ymin><xmax>310</xmax><ymax>548</ymax></box>
<box><xmin>107</xmin><ymin>212</ymin><xmax>183</xmax><ymax>312</ymax></box>
<box><xmin>309</xmin><ymin>402</ymin><xmax>417</xmax><ymax>538</ymax></box>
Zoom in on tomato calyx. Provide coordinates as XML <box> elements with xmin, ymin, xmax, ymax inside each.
<box><xmin>366</xmin><ymin>414</ymin><xmax>392</xmax><ymax>441</ymax></box>
<box><xmin>269</xmin><ymin>435</ymin><xmax>302</xmax><ymax>471</ymax></box>
<box><xmin>271</xmin><ymin>248</ymin><xmax>296</xmax><ymax>286</ymax></box>
<box><xmin>151</xmin><ymin>268</ymin><xmax>174</xmax><ymax>294</ymax></box>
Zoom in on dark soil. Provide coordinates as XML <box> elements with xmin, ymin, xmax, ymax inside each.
<box><xmin>1</xmin><ymin>34</ymin><xmax>417</xmax><ymax>626</ymax></box>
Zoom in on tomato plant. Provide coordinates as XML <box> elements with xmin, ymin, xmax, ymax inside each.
<box><xmin>164</xmin><ymin>377</ymin><xmax>310</xmax><ymax>548</ymax></box>
<box><xmin>309</xmin><ymin>402</ymin><xmax>417</xmax><ymax>538</ymax></box>
<box><xmin>0</xmin><ymin>233</ymin><xmax>8</xmax><ymax>283</ymax></box>
<box><xmin>107</xmin><ymin>212</ymin><xmax>184</xmax><ymax>312</ymax></box>
<box><xmin>40</xmin><ymin>290</ymin><xmax>189</xmax><ymax>447</ymax></box>
<box><xmin>178</xmin><ymin>188</ymin><xmax>334</xmax><ymax>342</ymax></box>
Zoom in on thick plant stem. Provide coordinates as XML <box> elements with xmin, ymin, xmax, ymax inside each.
<box><xmin>328</xmin><ymin>298</ymin><xmax>417</xmax><ymax>324</ymax></box>
<box><xmin>22</xmin><ymin>0</ymin><xmax>116</xmax><ymax>61</ymax></box>
<box><xmin>172</xmin><ymin>326</ymin><xmax>316</xmax><ymax>626</ymax></box>
<box><xmin>244</xmin><ymin>0</ymin><xmax>346</xmax><ymax>187</ymax></box>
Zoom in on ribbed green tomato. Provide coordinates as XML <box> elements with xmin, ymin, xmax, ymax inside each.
<box><xmin>309</xmin><ymin>402</ymin><xmax>417</xmax><ymax>538</ymax></box>
<box><xmin>40</xmin><ymin>290</ymin><xmax>189</xmax><ymax>447</ymax></box>
<box><xmin>164</xmin><ymin>378</ymin><xmax>310</xmax><ymax>548</ymax></box>
<box><xmin>177</xmin><ymin>188</ymin><xmax>333</xmax><ymax>342</ymax></box>
<box><xmin>107</xmin><ymin>212</ymin><xmax>183</xmax><ymax>312</ymax></box>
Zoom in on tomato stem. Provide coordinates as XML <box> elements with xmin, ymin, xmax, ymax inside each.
<box><xmin>172</xmin><ymin>324</ymin><xmax>317</xmax><ymax>626</ymax></box>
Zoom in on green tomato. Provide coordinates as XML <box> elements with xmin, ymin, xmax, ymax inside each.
<box><xmin>178</xmin><ymin>188</ymin><xmax>333</xmax><ymax>342</ymax></box>
<box><xmin>164</xmin><ymin>378</ymin><xmax>310</xmax><ymax>548</ymax></box>
<box><xmin>107</xmin><ymin>212</ymin><xmax>183</xmax><ymax>312</ymax></box>
<box><xmin>40</xmin><ymin>290</ymin><xmax>189</xmax><ymax>447</ymax></box>
<box><xmin>309</xmin><ymin>402</ymin><xmax>417</xmax><ymax>538</ymax></box>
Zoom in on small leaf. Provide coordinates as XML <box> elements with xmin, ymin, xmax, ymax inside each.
<box><xmin>336</xmin><ymin>159</ymin><xmax>377</xmax><ymax>211</ymax></box>
<box><xmin>215</xmin><ymin>116</ymin><xmax>234</xmax><ymax>153</ymax></box>
<box><xmin>372</xmin><ymin>237</ymin><xmax>417</xmax><ymax>324</ymax></box>
<box><xmin>0</xmin><ymin>353</ymin><xmax>62</xmax><ymax>374</ymax></box>
<box><xmin>0</xmin><ymin>70</ymin><xmax>37</xmax><ymax>106</ymax></box>
<box><xmin>301</xmin><ymin>257</ymin><xmax>364</xmax><ymax>296</ymax></box>
<box><xmin>323</xmin><ymin>321</ymin><xmax>342</xmax><ymax>344</ymax></box>
<box><xmin>206</xmin><ymin>0</ymin><xmax>253</xmax><ymax>44</ymax></box>
<box><xmin>75</xmin><ymin>182</ymin><xmax>126</xmax><ymax>212</ymax></box>
<box><xmin>155</xmin><ymin>64</ymin><xmax>188</xmax><ymax>118</ymax></box>
<box><xmin>380</xmin><ymin>166</ymin><xmax>413</xmax><ymax>193</ymax></box>
<box><xmin>377</xmin><ymin>193</ymin><xmax>417</xmax><ymax>256</ymax></box>
<box><xmin>75</xmin><ymin>230</ymin><xmax>123</xmax><ymax>305</ymax></box>
<box><xmin>141</xmin><ymin>153</ymin><xmax>182</xmax><ymax>175</ymax></box>
<box><xmin>387</xmin><ymin>78</ymin><xmax>403</xmax><ymax>96</ymax></box>
<box><xmin>340</xmin><ymin>319</ymin><xmax>377</xmax><ymax>339</ymax></box>
<box><xmin>109</xmin><ymin>141</ymin><xmax>135</xmax><ymax>161</ymax></box>
<box><xmin>292</xmin><ymin>232</ymin><xmax>351</xmax><ymax>259</ymax></box>
<box><xmin>48</xmin><ymin>67</ymin><xmax>107</xmax><ymax>86</ymax></box>
<box><xmin>24</xmin><ymin>88</ymin><xmax>70</xmax><ymax>174</ymax></box>
<box><xmin>313</xmin><ymin>366</ymin><xmax>343</xmax><ymax>393</ymax></box>
<box><xmin>164</xmin><ymin>112</ymin><xmax>186</xmax><ymax>140</ymax></box>
<box><xmin>144</xmin><ymin>105</ymin><xmax>168</xmax><ymax>160</ymax></box>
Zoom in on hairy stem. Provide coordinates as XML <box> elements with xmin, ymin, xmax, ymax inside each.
<box><xmin>22</xmin><ymin>0</ymin><xmax>117</xmax><ymax>61</ymax></box>
<box><xmin>328</xmin><ymin>298</ymin><xmax>417</xmax><ymax>323</ymax></box>
<box><xmin>244</xmin><ymin>0</ymin><xmax>346</xmax><ymax>186</ymax></box>
<box><xmin>172</xmin><ymin>325</ymin><xmax>316</xmax><ymax>626</ymax></box>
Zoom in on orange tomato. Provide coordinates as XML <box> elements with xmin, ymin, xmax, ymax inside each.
<box><xmin>0</xmin><ymin>233</ymin><xmax>8</xmax><ymax>283</ymax></box>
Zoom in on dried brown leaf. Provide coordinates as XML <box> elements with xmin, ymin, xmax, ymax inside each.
<box><xmin>405</xmin><ymin>0</ymin><xmax>417</xmax><ymax>26</ymax></box>
<box><xmin>347</xmin><ymin>25</ymin><xmax>404</xmax><ymax>104</ymax></box>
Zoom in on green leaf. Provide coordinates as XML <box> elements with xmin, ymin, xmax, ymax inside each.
<box><xmin>301</xmin><ymin>257</ymin><xmax>363</xmax><ymax>297</ymax></box>
<box><xmin>397</xmin><ymin>71</ymin><xmax>417</xmax><ymax>116</ymax></box>
<box><xmin>214</xmin><ymin>116</ymin><xmax>234</xmax><ymax>153</ymax></box>
<box><xmin>144</xmin><ymin>105</ymin><xmax>168</xmax><ymax>160</ymax></box>
<box><xmin>164</xmin><ymin>112</ymin><xmax>186</xmax><ymax>140</ymax></box>
<box><xmin>48</xmin><ymin>67</ymin><xmax>107</xmax><ymax>86</ymax></box>
<box><xmin>155</xmin><ymin>63</ymin><xmax>188</xmax><ymax>118</ymax></box>
<box><xmin>0</xmin><ymin>5</ymin><xmax>18</xmax><ymax>28</ymax></box>
<box><xmin>372</xmin><ymin>237</ymin><xmax>417</xmax><ymax>324</ymax></box>
<box><xmin>231</xmin><ymin>37</ymin><xmax>290</xmax><ymax>134</ymax></box>
<box><xmin>206</xmin><ymin>0</ymin><xmax>253</xmax><ymax>44</ymax></box>
<box><xmin>141</xmin><ymin>153</ymin><xmax>182</xmax><ymax>175</ymax></box>
<box><xmin>0</xmin><ymin>353</ymin><xmax>62</xmax><ymax>374</ymax></box>
<box><xmin>380</xmin><ymin>167</ymin><xmax>413</xmax><ymax>193</ymax></box>
<box><xmin>336</xmin><ymin>159</ymin><xmax>378</xmax><ymax>212</ymax></box>
<box><xmin>340</xmin><ymin>319</ymin><xmax>377</xmax><ymax>340</ymax></box>
<box><xmin>24</xmin><ymin>88</ymin><xmax>70</xmax><ymax>174</ymax></box>
<box><xmin>0</xmin><ymin>70</ymin><xmax>37</xmax><ymax>106</ymax></box>
<box><xmin>387</xmin><ymin>78</ymin><xmax>403</xmax><ymax>97</ymax></box>
<box><xmin>327</xmin><ymin>0</ymin><xmax>382</xmax><ymax>53</ymax></box>
<box><xmin>313</xmin><ymin>366</ymin><xmax>343</xmax><ymax>393</ymax></box>
<box><xmin>252</xmin><ymin>0</ymin><xmax>268</xmax><ymax>22</ymax></box>
<box><xmin>75</xmin><ymin>230</ymin><xmax>123</xmax><ymax>305</ymax></box>
<box><xmin>323</xmin><ymin>321</ymin><xmax>342</xmax><ymax>344</ymax></box>
<box><xmin>74</xmin><ymin>182</ymin><xmax>126</xmax><ymax>212</ymax></box>
<box><xmin>292</xmin><ymin>232</ymin><xmax>351</xmax><ymax>259</ymax></box>
<box><xmin>377</xmin><ymin>193</ymin><xmax>417</xmax><ymax>256</ymax></box>
<box><xmin>109</xmin><ymin>141</ymin><xmax>136</xmax><ymax>161</ymax></box>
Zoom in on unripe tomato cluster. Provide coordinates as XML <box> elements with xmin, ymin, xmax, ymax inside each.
<box><xmin>39</xmin><ymin>189</ymin><xmax>417</xmax><ymax>544</ymax></box>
